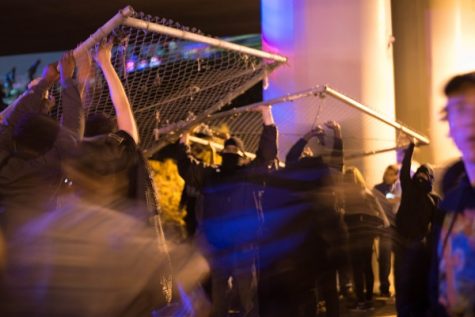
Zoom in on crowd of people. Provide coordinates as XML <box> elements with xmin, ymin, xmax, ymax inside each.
<box><xmin>0</xmin><ymin>40</ymin><xmax>475</xmax><ymax>317</ymax></box>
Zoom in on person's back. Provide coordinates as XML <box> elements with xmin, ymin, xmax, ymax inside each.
<box><xmin>0</xmin><ymin>54</ymin><xmax>83</xmax><ymax>235</ymax></box>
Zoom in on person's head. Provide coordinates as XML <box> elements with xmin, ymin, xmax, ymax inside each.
<box><xmin>443</xmin><ymin>72</ymin><xmax>475</xmax><ymax>163</ymax></box>
<box><xmin>84</xmin><ymin>113</ymin><xmax>116</xmax><ymax>137</ymax></box>
<box><xmin>220</xmin><ymin>136</ymin><xmax>245</xmax><ymax>171</ymax></box>
<box><xmin>63</xmin><ymin>139</ymin><xmax>133</xmax><ymax>202</ymax></box>
<box><xmin>12</xmin><ymin>113</ymin><xmax>59</xmax><ymax>158</ymax></box>
<box><xmin>343</xmin><ymin>166</ymin><xmax>367</xmax><ymax>189</ymax></box>
<box><xmin>382</xmin><ymin>164</ymin><xmax>399</xmax><ymax>185</ymax></box>
<box><xmin>413</xmin><ymin>163</ymin><xmax>435</xmax><ymax>193</ymax></box>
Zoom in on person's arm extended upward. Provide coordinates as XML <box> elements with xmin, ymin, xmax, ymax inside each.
<box><xmin>95</xmin><ymin>41</ymin><xmax>139</xmax><ymax>144</ymax></box>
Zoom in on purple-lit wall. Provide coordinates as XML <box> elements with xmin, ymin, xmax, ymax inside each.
<box><xmin>261</xmin><ymin>0</ymin><xmax>396</xmax><ymax>185</ymax></box>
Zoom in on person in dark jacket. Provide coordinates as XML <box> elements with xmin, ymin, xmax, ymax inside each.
<box><xmin>0</xmin><ymin>52</ymin><xmax>84</xmax><ymax>237</ymax></box>
<box><xmin>257</xmin><ymin>122</ymin><xmax>346</xmax><ymax>317</ymax></box>
<box><xmin>176</xmin><ymin>105</ymin><xmax>277</xmax><ymax>317</ymax></box>
<box><xmin>394</xmin><ymin>141</ymin><xmax>440</xmax><ymax>317</ymax></box>
<box><xmin>427</xmin><ymin>71</ymin><xmax>475</xmax><ymax>317</ymax></box>
<box><xmin>0</xmin><ymin>41</ymin><xmax>170</xmax><ymax>317</ymax></box>
<box><xmin>285</xmin><ymin>120</ymin><xmax>344</xmax><ymax>172</ymax></box>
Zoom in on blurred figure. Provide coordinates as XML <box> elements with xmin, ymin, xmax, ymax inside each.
<box><xmin>286</xmin><ymin>120</ymin><xmax>344</xmax><ymax>171</ymax></box>
<box><xmin>5</xmin><ymin>67</ymin><xmax>16</xmax><ymax>96</ymax></box>
<box><xmin>342</xmin><ymin>166</ymin><xmax>389</xmax><ymax>311</ymax></box>
<box><xmin>0</xmin><ymin>53</ymin><xmax>83</xmax><ymax>237</ymax></box>
<box><xmin>0</xmin><ymin>82</ymin><xmax>7</xmax><ymax>112</ymax></box>
<box><xmin>395</xmin><ymin>141</ymin><xmax>440</xmax><ymax>317</ymax></box>
<box><xmin>65</xmin><ymin>41</ymin><xmax>154</xmax><ymax>223</ymax></box>
<box><xmin>440</xmin><ymin>159</ymin><xmax>465</xmax><ymax>196</ymax></box>
<box><xmin>1</xmin><ymin>198</ymin><xmax>168</xmax><ymax>317</ymax></box>
<box><xmin>27</xmin><ymin>59</ymin><xmax>42</xmax><ymax>82</ymax></box>
<box><xmin>431</xmin><ymin>71</ymin><xmax>475</xmax><ymax>317</ymax></box>
<box><xmin>0</xmin><ymin>42</ymin><xmax>170</xmax><ymax>317</ymax></box>
<box><xmin>258</xmin><ymin>124</ymin><xmax>346</xmax><ymax>317</ymax></box>
<box><xmin>278</xmin><ymin>121</ymin><xmax>346</xmax><ymax>317</ymax></box>
<box><xmin>176</xmin><ymin>105</ymin><xmax>277</xmax><ymax>317</ymax></box>
<box><xmin>373</xmin><ymin>164</ymin><xmax>400</xmax><ymax>297</ymax></box>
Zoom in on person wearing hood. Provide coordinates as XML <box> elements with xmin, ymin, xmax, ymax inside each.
<box><xmin>176</xmin><ymin>105</ymin><xmax>277</xmax><ymax>317</ymax></box>
<box><xmin>394</xmin><ymin>141</ymin><xmax>441</xmax><ymax>317</ymax></box>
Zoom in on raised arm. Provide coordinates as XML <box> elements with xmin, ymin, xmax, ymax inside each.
<box><xmin>325</xmin><ymin>120</ymin><xmax>344</xmax><ymax>171</ymax></box>
<box><xmin>285</xmin><ymin>127</ymin><xmax>323</xmax><ymax>165</ymax></box>
<box><xmin>94</xmin><ymin>41</ymin><xmax>139</xmax><ymax>144</ymax></box>
<box><xmin>175</xmin><ymin>133</ymin><xmax>211</xmax><ymax>190</ymax></box>
<box><xmin>58</xmin><ymin>51</ymin><xmax>85</xmax><ymax>140</ymax></box>
<box><xmin>285</xmin><ymin>138</ymin><xmax>307</xmax><ymax>165</ymax></box>
<box><xmin>1</xmin><ymin>64</ymin><xmax>59</xmax><ymax>128</ymax></box>
<box><xmin>253</xmin><ymin>105</ymin><xmax>278</xmax><ymax>165</ymax></box>
<box><xmin>400</xmin><ymin>141</ymin><xmax>415</xmax><ymax>190</ymax></box>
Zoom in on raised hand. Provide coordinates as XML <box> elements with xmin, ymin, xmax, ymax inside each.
<box><xmin>254</xmin><ymin>104</ymin><xmax>274</xmax><ymax>125</ymax></box>
<box><xmin>325</xmin><ymin>120</ymin><xmax>342</xmax><ymax>138</ymax></box>
<box><xmin>59</xmin><ymin>51</ymin><xmax>75</xmax><ymax>85</ymax></box>
<box><xmin>304</xmin><ymin>126</ymin><xmax>324</xmax><ymax>141</ymax></box>
<box><xmin>41</xmin><ymin>62</ymin><xmax>60</xmax><ymax>85</ymax></box>
<box><xmin>93</xmin><ymin>40</ymin><xmax>113</xmax><ymax>68</ymax></box>
<box><xmin>397</xmin><ymin>131</ymin><xmax>414</xmax><ymax>147</ymax></box>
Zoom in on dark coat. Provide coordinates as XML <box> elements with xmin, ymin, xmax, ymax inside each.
<box><xmin>176</xmin><ymin>124</ymin><xmax>278</xmax><ymax>251</ymax></box>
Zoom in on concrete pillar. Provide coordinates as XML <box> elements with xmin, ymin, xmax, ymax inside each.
<box><xmin>392</xmin><ymin>0</ymin><xmax>475</xmax><ymax>166</ymax></box>
<box><xmin>262</xmin><ymin>0</ymin><xmax>396</xmax><ymax>185</ymax></box>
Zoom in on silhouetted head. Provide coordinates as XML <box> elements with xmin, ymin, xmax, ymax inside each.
<box><xmin>413</xmin><ymin>164</ymin><xmax>434</xmax><ymax>193</ymax></box>
<box><xmin>84</xmin><ymin>113</ymin><xmax>116</xmax><ymax>137</ymax></box>
<box><xmin>221</xmin><ymin>136</ymin><xmax>245</xmax><ymax>171</ymax></box>
<box><xmin>12</xmin><ymin>113</ymin><xmax>59</xmax><ymax>158</ymax></box>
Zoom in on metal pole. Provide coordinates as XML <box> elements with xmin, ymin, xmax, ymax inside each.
<box><xmin>73</xmin><ymin>6</ymin><xmax>134</xmax><ymax>57</ymax></box>
<box><xmin>344</xmin><ymin>143</ymin><xmax>428</xmax><ymax>160</ymax></box>
<box><xmin>122</xmin><ymin>17</ymin><xmax>288</xmax><ymax>63</ymax></box>
<box><xmin>206</xmin><ymin>86</ymin><xmax>323</xmax><ymax>121</ymax></box>
<box><xmin>188</xmin><ymin>135</ymin><xmax>256</xmax><ymax>160</ymax></box>
<box><xmin>323</xmin><ymin>85</ymin><xmax>430</xmax><ymax>145</ymax></box>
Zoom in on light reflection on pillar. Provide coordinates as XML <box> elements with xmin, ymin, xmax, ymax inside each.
<box><xmin>261</xmin><ymin>0</ymin><xmax>396</xmax><ymax>185</ymax></box>
<box><xmin>261</xmin><ymin>0</ymin><xmax>297</xmax><ymax>145</ymax></box>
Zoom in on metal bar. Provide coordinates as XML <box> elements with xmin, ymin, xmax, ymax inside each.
<box><xmin>122</xmin><ymin>17</ymin><xmax>288</xmax><ymax>63</ymax></box>
<box><xmin>73</xmin><ymin>6</ymin><xmax>134</xmax><ymax>58</ymax></box>
<box><xmin>344</xmin><ymin>142</ymin><xmax>428</xmax><ymax>160</ymax></box>
<box><xmin>323</xmin><ymin>85</ymin><xmax>430</xmax><ymax>145</ymax></box>
<box><xmin>207</xmin><ymin>86</ymin><xmax>323</xmax><ymax>121</ymax></box>
<box><xmin>344</xmin><ymin>145</ymin><xmax>402</xmax><ymax>160</ymax></box>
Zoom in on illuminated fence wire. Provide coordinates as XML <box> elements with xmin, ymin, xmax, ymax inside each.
<box><xmin>50</xmin><ymin>7</ymin><xmax>286</xmax><ymax>156</ymax></box>
<box><xmin>193</xmin><ymin>85</ymin><xmax>429</xmax><ymax>161</ymax></box>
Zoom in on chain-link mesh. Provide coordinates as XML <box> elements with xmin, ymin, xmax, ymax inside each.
<box><xmin>203</xmin><ymin>111</ymin><xmax>263</xmax><ymax>154</ymax></box>
<box><xmin>51</xmin><ymin>11</ymin><xmax>284</xmax><ymax>155</ymax></box>
<box><xmin>194</xmin><ymin>87</ymin><xmax>427</xmax><ymax>162</ymax></box>
<box><xmin>271</xmin><ymin>90</ymin><xmax>427</xmax><ymax>161</ymax></box>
